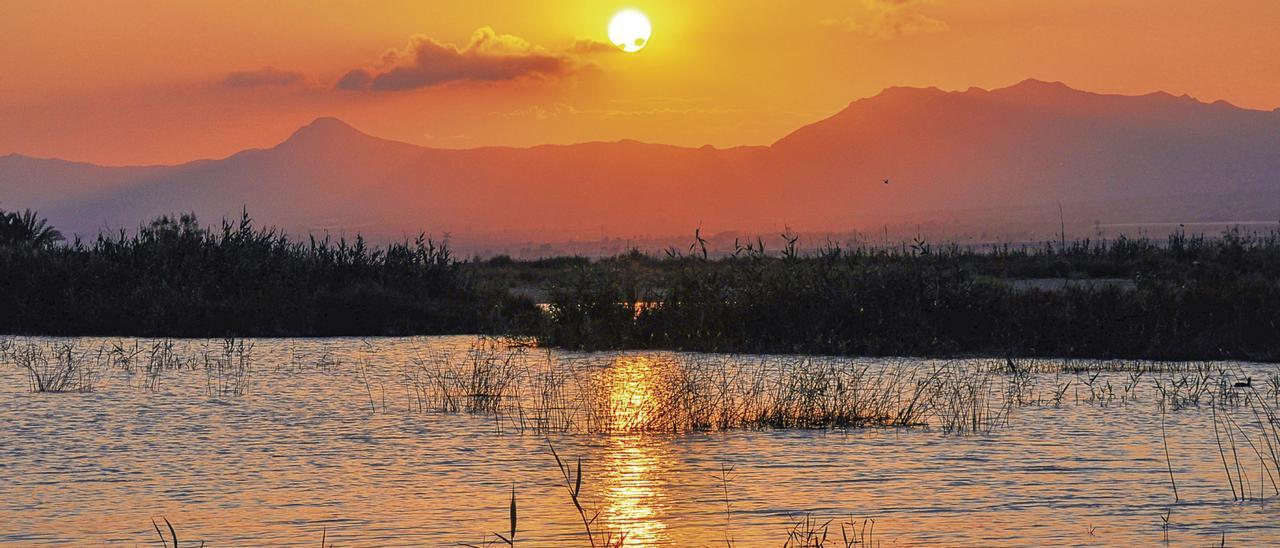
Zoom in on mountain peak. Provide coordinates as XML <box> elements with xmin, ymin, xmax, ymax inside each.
<box><xmin>273</xmin><ymin>117</ymin><xmax>387</xmax><ymax>153</ymax></box>
<box><xmin>1010</xmin><ymin>78</ymin><xmax>1073</xmax><ymax>90</ymax></box>
<box><xmin>991</xmin><ymin>79</ymin><xmax>1082</xmax><ymax>99</ymax></box>
<box><xmin>289</xmin><ymin>117</ymin><xmax>364</xmax><ymax>139</ymax></box>
<box><xmin>874</xmin><ymin>85</ymin><xmax>946</xmax><ymax>99</ymax></box>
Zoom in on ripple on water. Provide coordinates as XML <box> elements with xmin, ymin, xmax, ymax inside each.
<box><xmin>0</xmin><ymin>335</ymin><xmax>1278</xmax><ymax>545</ymax></box>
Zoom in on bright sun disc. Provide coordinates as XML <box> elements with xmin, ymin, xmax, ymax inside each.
<box><xmin>608</xmin><ymin>9</ymin><xmax>651</xmax><ymax>53</ymax></box>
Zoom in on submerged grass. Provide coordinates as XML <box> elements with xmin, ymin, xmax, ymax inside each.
<box><xmin>373</xmin><ymin>339</ymin><xmax>1280</xmax><ymax>438</ymax></box>
<box><xmin>4</xmin><ymin>340</ymin><xmax>100</xmax><ymax>393</ymax></box>
<box><xmin>392</xmin><ymin>341</ymin><xmax>1022</xmax><ymax>434</ymax></box>
<box><xmin>1209</xmin><ymin>385</ymin><xmax>1280</xmax><ymax>501</ymax></box>
<box><xmin>0</xmin><ymin>336</ymin><xmax>259</xmax><ymax>396</ymax></box>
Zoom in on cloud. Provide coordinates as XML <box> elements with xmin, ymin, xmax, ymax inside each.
<box><xmin>823</xmin><ymin>0</ymin><xmax>949</xmax><ymax>39</ymax></box>
<box><xmin>337</xmin><ymin>27</ymin><xmax>582</xmax><ymax>92</ymax></box>
<box><xmin>221</xmin><ymin>67</ymin><xmax>309</xmax><ymax>88</ymax></box>
<box><xmin>566</xmin><ymin>38</ymin><xmax>621</xmax><ymax>55</ymax></box>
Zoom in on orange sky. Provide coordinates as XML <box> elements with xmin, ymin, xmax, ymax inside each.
<box><xmin>2</xmin><ymin>0</ymin><xmax>1279</xmax><ymax>165</ymax></box>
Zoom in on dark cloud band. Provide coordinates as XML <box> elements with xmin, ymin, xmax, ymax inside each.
<box><xmin>337</xmin><ymin>27</ymin><xmax>580</xmax><ymax>92</ymax></box>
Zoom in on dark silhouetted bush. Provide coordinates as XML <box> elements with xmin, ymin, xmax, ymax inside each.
<box><xmin>0</xmin><ymin>210</ymin><xmax>530</xmax><ymax>337</ymax></box>
<box><xmin>537</xmin><ymin>230</ymin><xmax>1280</xmax><ymax>361</ymax></box>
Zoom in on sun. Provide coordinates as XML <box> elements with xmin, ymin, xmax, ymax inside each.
<box><xmin>608</xmin><ymin>9</ymin><xmax>652</xmax><ymax>53</ymax></box>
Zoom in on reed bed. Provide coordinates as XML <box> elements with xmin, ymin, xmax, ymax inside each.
<box><xmin>380</xmin><ymin>340</ymin><xmax>1280</xmax><ymax>437</ymax></box>
<box><xmin>393</xmin><ymin>341</ymin><xmax>1013</xmax><ymax>434</ymax></box>
<box><xmin>534</xmin><ymin>229</ymin><xmax>1280</xmax><ymax>362</ymax></box>
<box><xmin>403</xmin><ymin>338</ymin><xmax>525</xmax><ymax>415</ymax></box>
<box><xmin>0</xmin><ymin>210</ymin><xmax>514</xmax><ymax>337</ymax></box>
<box><xmin>202</xmin><ymin>338</ymin><xmax>255</xmax><ymax>399</ymax></box>
<box><xmin>0</xmin><ymin>336</ymin><xmax>258</xmax><ymax>396</ymax></box>
<box><xmin>3</xmin><ymin>340</ymin><xmax>101</xmax><ymax>393</ymax></box>
<box><xmin>1208</xmin><ymin>386</ymin><xmax>1280</xmax><ymax>501</ymax></box>
<box><xmin>7</xmin><ymin>207</ymin><xmax>1280</xmax><ymax>363</ymax></box>
<box><xmin>782</xmin><ymin>515</ymin><xmax>880</xmax><ymax>548</ymax></box>
<box><xmin>997</xmin><ymin>357</ymin><xmax>1228</xmax><ymax>375</ymax></box>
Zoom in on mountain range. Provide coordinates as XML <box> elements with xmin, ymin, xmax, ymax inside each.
<box><xmin>4</xmin><ymin>79</ymin><xmax>1279</xmax><ymax>249</ymax></box>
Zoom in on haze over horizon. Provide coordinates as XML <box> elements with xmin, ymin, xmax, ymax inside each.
<box><xmin>5</xmin><ymin>78</ymin><xmax>1280</xmax><ymax>252</ymax></box>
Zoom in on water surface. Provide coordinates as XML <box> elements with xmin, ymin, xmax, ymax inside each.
<box><xmin>2</xmin><ymin>336</ymin><xmax>1279</xmax><ymax>545</ymax></box>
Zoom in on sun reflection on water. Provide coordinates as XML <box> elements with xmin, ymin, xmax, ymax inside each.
<box><xmin>607</xmin><ymin>355</ymin><xmax>662</xmax><ymax>431</ymax></box>
<box><xmin>599</xmin><ymin>356</ymin><xmax>670</xmax><ymax>545</ymax></box>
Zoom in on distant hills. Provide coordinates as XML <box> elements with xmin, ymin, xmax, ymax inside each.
<box><xmin>4</xmin><ymin>79</ymin><xmax>1280</xmax><ymax>248</ymax></box>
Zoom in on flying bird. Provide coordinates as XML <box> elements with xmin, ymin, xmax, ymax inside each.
<box><xmin>882</xmin><ymin>178</ymin><xmax>890</xmax><ymax>185</ymax></box>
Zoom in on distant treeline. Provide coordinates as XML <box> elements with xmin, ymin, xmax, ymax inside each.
<box><xmin>0</xmin><ymin>210</ymin><xmax>530</xmax><ymax>337</ymax></box>
<box><xmin>3</xmin><ymin>208</ymin><xmax>1279</xmax><ymax>360</ymax></box>
<box><xmin>528</xmin><ymin>231</ymin><xmax>1280</xmax><ymax>362</ymax></box>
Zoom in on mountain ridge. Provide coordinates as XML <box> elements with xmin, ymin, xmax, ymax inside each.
<box><xmin>4</xmin><ymin>80</ymin><xmax>1279</xmax><ymax>245</ymax></box>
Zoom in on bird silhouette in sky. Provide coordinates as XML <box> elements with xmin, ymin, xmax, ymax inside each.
<box><xmin>882</xmin><ymin>178</ymin><xmax>890</xmax><ymax>185</ymax></box>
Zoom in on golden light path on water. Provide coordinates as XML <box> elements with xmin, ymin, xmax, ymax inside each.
<box><xmin>600</xmin><ymin>356</ymin><xmax>669</xmax><ymax>544</ymax></box>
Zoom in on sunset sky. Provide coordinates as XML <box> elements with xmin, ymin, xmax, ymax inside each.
<box><xmin>3</xmin><ymin>0</ymin><xmax>1279</xmax><ymax>165</ymax></box>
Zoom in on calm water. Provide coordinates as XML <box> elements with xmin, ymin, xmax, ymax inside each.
<box><xmin>2</xmin><ymin>335</ymin><xmax>1280</xmax><ymax>546</ymax></box>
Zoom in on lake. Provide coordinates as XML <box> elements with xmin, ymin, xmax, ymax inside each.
<box><xmin>2</xmin><ymin>335</ymin><xmax>1278</xmax><ymax>545</ymax></box>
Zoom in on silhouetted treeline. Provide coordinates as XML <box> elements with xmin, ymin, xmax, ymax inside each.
<box><xmin>5</xmin><ymin>208</ymin><xmax>1280</xmax><ymax>360</ymax></box>
<box><xmin>535</xmin><ymin>231</ymin><xmax>1280</xmax><ymax>361</ymax></box>
<box><xmin>0</xmin><ymin>211</ymin><xmax>529</xmax><ymax>337</ymax></box>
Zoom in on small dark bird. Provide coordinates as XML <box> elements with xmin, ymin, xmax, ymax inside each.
<box><xmin>882</xmin><ymin>178</ymin><xmax>890</xmax><ymax>185</ymax></box>
<box><xmin>1234</xmin><ymin>377</ymin><xmax>1253</xmax><ymax>388</ymax></box>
